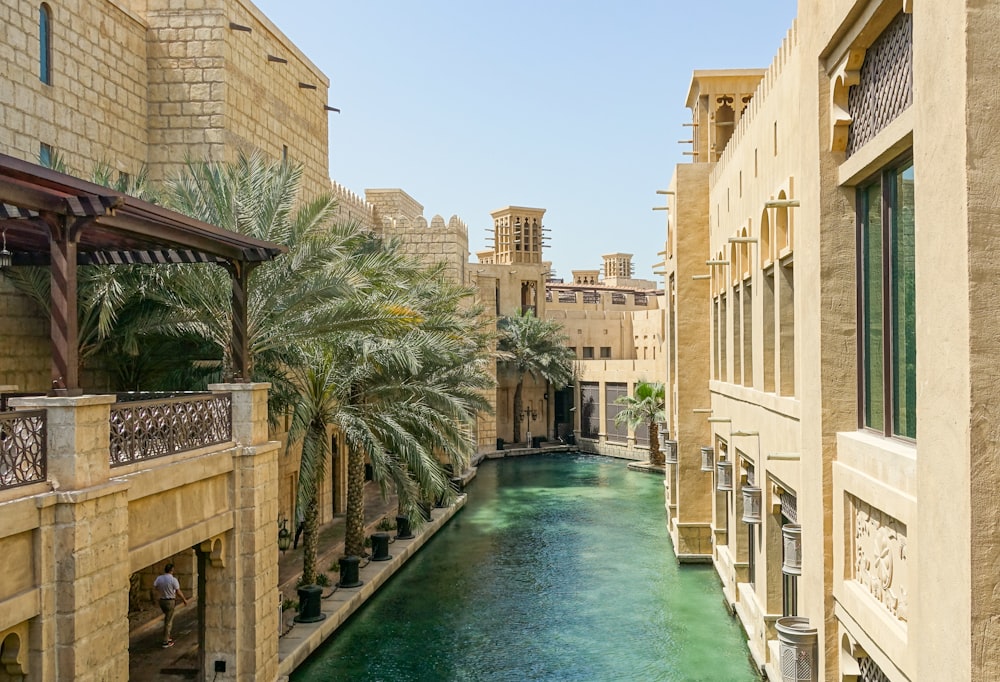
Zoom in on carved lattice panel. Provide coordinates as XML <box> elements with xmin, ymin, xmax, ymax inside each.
<box><xmin>0</xmin><ymin>410</ymin><xmax>46</xmax><ymax>489</ymax></box>
<box><xmin>851</xmin><ymin>495</ymin><xmax>908</xmax><ymax>622</ymax></box>
<box><xmin>110</xmin><ymin>393</ymin><xmax>232</xmax><ymax>466</ymax></box>
<box><xmin>860</xmin><ymin>655</ymin><xmax>891</xmax><ymax>682</ymax></box>
<box><xmin>847</xmin><ymin>12</ymin><xmax>913</xmax><ymax>156</ymax></box>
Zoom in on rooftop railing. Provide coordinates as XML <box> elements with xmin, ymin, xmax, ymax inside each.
<box><xmin>0</xmin><ymin>409</ymin><xmax>47</xmax><ymax>490</ymax></box>
<box><xmin>109</xmin><ymin>391</ymin><xmax>232</xmax><ymax>467</ymax></box>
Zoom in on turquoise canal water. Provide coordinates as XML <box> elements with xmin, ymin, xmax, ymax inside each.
<box><xmin>292</xmin><ymin>453</ymin><xmax>758</xmax><ymax>682</ymax></box>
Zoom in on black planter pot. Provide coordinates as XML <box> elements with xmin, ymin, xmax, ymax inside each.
<box><xmin>337</xmin><ymin>555</ymin><xmax>363</xmax><ymax>588</ymax></box>
<box><xmin>294</xmin><ymin>584</ymin><xmax>326</xmax><ymax>623</ymax></box>
<box><xmin>395</xmin><ymin>515</ymin><xmax>414</xmax><ymax>539</ymax></box>
<box><xmin>371</xmin><ymin>532</ymin><xmax>392</xmax><ymax>561</ymax></box>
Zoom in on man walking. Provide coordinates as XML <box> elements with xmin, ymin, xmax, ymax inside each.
<box><xmin>153</xmin><ymin>563</ymin><xmax>188</xmax><ymax>648</ymax></box>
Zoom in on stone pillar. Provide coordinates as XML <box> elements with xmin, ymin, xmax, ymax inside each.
<box><xmin>10</xmin><ymin>394</ymin><xmax>129</xmax><ymax>681</ymax></box>
<box><xmin>205</xmin><ymin>383</ymin><xmax>280</xmax><ymax>681</ymax></box>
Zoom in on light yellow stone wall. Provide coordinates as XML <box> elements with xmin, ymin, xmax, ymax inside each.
<box><xmin>671</xmin><ymin>2</ymin><xmax>1000</xmax><ymax>681</ymax></box>
<box><xmin>0</xmin><ymin>383</ymin><xmax>280</xmax><ymax>680</ymax></box>
<box><xmin>1</xmin><ymin>0</ymin><xmax>150</xmax><ymax>172</ymax></box>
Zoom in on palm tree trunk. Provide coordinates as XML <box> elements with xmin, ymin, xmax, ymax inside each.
<box><xmin>648</xmin><ymin>420</ymin><xmax>664</xmax><ymax>466</ymax></box>
<box><xmin>512</xmin><ymin>378</ymin><xmax>524</xmax><ymax>444</ymax></box>
<box><xmin>344</xmin><ymin>447</ymin><xmax>367</xmax><ymax>557</ymax></box>
<box><xmin>301</xmin><ymin>486</ymin><xmax>320</xmax><ymax>585</ymax></box>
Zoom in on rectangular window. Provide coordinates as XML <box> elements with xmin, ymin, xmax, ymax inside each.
<box><xmin>599</xmin><ymin>346</ymin><xmax>611</xmax><ymax>359</ymax></box>
<box><xmin>605</xmin><ymin>382</ymin><xmax>628</xmax><ymax>443</ymax></box>
<box><xmin>582</xmin><ymin>347</ymin><xmax>594</xmax><ymax>360</ymax></box>
<box><xmin>580</xmin><ymin>382</ymin><xmax>600</xmax><ymax>439</ymax></box>
<box><xmin>39</xmin><ymin>143</ymin><xmax>53</xmax><ymax>168</ymax></box>
<box><xmin>858</xmin><ymin>157</ymin><xmax>915</xmax><ymax>439</ymax></box>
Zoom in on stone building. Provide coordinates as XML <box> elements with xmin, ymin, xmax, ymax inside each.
<box><xmin>663</xmin><ymin>2</ymin><xmax>1000</xmax><ymax>681</ymax></box>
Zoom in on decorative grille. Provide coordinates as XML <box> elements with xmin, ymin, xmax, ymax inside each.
<box><xmin>634</xmin><ymin>293</ymin><xmax>648</xmax><ymax>305</ymax></box>
<box><xmin>582</xmin><ymin>291</ymin><xmax>601</xmax><ymax>304</ymax></box>
<box><xmin>110</xmin><ymin>392</ymin><xmax>232</xmax><ymax>467</ymax></box>
<box><xmin>579</xmin><ymin>383</ymin><xmax>600</xmax><ymax>439</ymax></box>
<box><xmin>611</xmin><ymin>292</ymin><xmax>626</xmax><ymax>305</ymax></box>
<box><xmin>605</xmin><ymin>383</ymin><xmax>628</xmax><ymax>443</ymax></box>
<box><xmin>0</xmin><ymin>410</ymin><xmax>47</xmax><ymax>489</ymax></box>
<box><xmin>558</xmin><ymin>291</ymin><xmax>578</xmax><ymax>303</ymax></box>
<box><xmin>859</xmin><ymin>656</ymin><xmax>890</xmax><ymax>682</ymax></box>
<box><xmin>781</xmin><ymin>491</ymin><xmax>798</xmax><ymax>523</ymax></box>
<box><xmin>847</xmin><ymin>12</ymin><xmax>912</xmax><ymax>156</ymax></box>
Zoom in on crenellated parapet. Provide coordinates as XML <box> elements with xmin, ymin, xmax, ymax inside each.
<box><xmin>329</xmin><ymin>179</ymin><xmax>376</xmax><ymax>230</ymax></box>
<box><xmin>710</xmin><ymin>20</ymin><xmax>799</xmax><ymax>183</ymax></box>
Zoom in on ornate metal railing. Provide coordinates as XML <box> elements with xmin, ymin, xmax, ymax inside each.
<box><xmin>109</xmin><ymin>392</ymin><xmax>232</xmax><ymax>467</ymax></box>
<box><xmin>0</xmin><ymin>410</ymin><xmax>47</xmax><ymax>490</ymax></box>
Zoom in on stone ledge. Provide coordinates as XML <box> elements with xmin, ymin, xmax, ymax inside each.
<box><xmin>275</xmin><ymin>496</ymin><xmax>467</xmax><ymax>679</ymax></box>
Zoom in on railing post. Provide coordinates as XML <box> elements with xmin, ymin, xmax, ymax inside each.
<box><xmin>206</xmin><ymin>382</ymin><xmax>280</xmax><ymax>680</ymax></box>
<box><xmin>8</xmin><ymin>393</ymin><xmax>129</xmax><ymax>680</ymax></box>
<box><xmin>10</xmin><ymin>394</ymin><xmax>114</xmax><ymax>490</ymax></box>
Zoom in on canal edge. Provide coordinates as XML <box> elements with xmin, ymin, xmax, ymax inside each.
<box><xmin>276</xmin><ymin>495</ymin><xmax>467</xmax><ymax>680</ymax></box>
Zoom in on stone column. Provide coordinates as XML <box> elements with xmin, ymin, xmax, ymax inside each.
<box><xmin>205</xmin><ymin>383</ymin><xmax>280</xmax><ymax>681</ymax></box>
<box><xmin>10</xmin><ymin>394</ymin><xmax>129</xmax><ymax>681</ymax></box>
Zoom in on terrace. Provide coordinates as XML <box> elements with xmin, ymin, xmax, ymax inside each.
<box><xmin>0</xmin><ymin>155</ymin><xmax>288</xmax><ymax>679</ymax></box>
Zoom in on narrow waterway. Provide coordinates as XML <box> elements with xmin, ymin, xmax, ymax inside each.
<box><xmin>292</xmin><ymin>453</ymin><xmax>758</xmax><ymax>681</ymax></box>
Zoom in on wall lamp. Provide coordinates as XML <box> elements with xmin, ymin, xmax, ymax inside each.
<box><xmin>0</xmin><ymin>229</ymin><xmax>11</xmax><ymax>269</ymax></box>
<box><xmin>765</xmin><ymin>199</ymin><xmax>800</xmax><ymax>208</ymax></box>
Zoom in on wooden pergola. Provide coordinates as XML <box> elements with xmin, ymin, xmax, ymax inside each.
<box><xmin>0</xmin><ymin>153</ymin><xmax>287</xmax><ymax>393</ymax></box>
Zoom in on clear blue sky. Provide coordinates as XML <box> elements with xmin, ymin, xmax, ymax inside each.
<box><xmin>252</xmin><ymin>1</ymin><xmax>798</xmax><ymax>281</ymax></box>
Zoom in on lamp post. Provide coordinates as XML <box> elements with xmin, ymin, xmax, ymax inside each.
<box><xmin>521</xmin><ymin>406</ymin><xmax>538</xmax><ymax>445</ymax></box>
<box><xmin>0</xmin><ymin>229</ymin><xmax>11</xmax><ymax>269</ymax></box>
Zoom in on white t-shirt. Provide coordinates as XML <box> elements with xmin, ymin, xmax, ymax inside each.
<box><xmin>153</xmin><ymin>573</ymin><xmax>180</xmax><ymax>599</ymax></box>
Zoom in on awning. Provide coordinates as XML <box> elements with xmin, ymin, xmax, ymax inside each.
<box><xmin>0</xmin><ymin>153</ymin><xmax>288</xmax><ymax>392</ymax></box>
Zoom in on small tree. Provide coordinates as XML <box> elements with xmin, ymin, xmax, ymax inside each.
<box><xmin>497</xmin><ymin>309</ymin><xmax>575</xmax><ymax>444</ymax></box>
<box><xmin>614</xmin><ymin>381</ymin><xmax>666</xmax><ymax>466</ymax></box>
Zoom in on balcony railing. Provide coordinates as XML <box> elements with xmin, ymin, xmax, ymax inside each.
<box><xmin>0</xmin><ymin>409</ymin><xmax>47</xmax><ymax>490</ymax></box>
<box><xmin>109</xmin><ymin>392</ymin><xmax>232</xmax><ymax>467</ymax></box>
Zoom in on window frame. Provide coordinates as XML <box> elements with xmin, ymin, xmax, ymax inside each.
<box><xmin>856</xmin><ymin>152</ymin><xmax>916</xmax><ymax>441</ymax></box>
<box><xmin>39</xmin><ymin>3</ymin><xmax>53</xmax><ymax>85</ymax></box>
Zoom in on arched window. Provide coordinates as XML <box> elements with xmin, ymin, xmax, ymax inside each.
<box><xmin>39</xmin><ymin>4</ymin><xmax>52</xmax><ymax>84</ymax></box>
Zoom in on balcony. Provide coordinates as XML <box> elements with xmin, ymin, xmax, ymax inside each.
<box><xmin>109</xmin><ymin>392</ymin><xmax>232</xmax><ymax>467</ymax></box>
<box><xmin>716</xmin><ymin>460</ymin><xmax>734</xmax><ymax>491</ymax></box>
<box><xmin>663</xmin><ymin>439</ymin><xmax>678</xmax><ymax>463</ymax></box>
<box><xmin>741</xmin><ymin>485</ymin><xmax>762</xmax><ymax>524</ymax></box>
<box><xmin>0</xmin><ymin>391</ymin><xmax>236</xmax><ymax>492</ymax></box>
<box><xmin>700</xmin><ymin>445</ymin><xmax>714</xmax><ymax>471</ymax></box>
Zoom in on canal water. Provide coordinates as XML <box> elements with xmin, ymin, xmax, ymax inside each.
<box><xmin>292</xmin><ymin>453</ymin><xmax>758</xmax><ymax>681</ymax></box>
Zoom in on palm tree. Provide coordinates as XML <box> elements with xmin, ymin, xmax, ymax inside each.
<box><xmin>614</xmin><ymin>381</ymin><xmax>666</xmax><ymax>466</ymax></box>
<box><xmin>327</xmin><ymin>265</ymin><xmax>494</xmax><ymax>558</ymax></box>
<box><xmin>497</xmin><ymin>308</ymin><xmax>575</xmax><ymax>444</ymax></box>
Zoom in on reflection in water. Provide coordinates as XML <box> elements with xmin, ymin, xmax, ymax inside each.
<box><xmin>293</xmin><ymin>454</ymin><xmax>758</xmax><ymax>682</ymax></box>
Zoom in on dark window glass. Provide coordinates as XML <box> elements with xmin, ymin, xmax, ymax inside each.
<box><xmin>40</xmin><ymin>4</ymin><xmax>52</xmax><ymax>85</ymax></box>
<box><xmin>858</xmin><ymin>157</ymin><xmax>915</xmax><ymax>439</ymax></box>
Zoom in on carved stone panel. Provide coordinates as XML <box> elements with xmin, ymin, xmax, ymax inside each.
<box><xmin>851</xmin><ymin>496</ymin><xmax>908</xmax><ymax>622</ymax></box>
